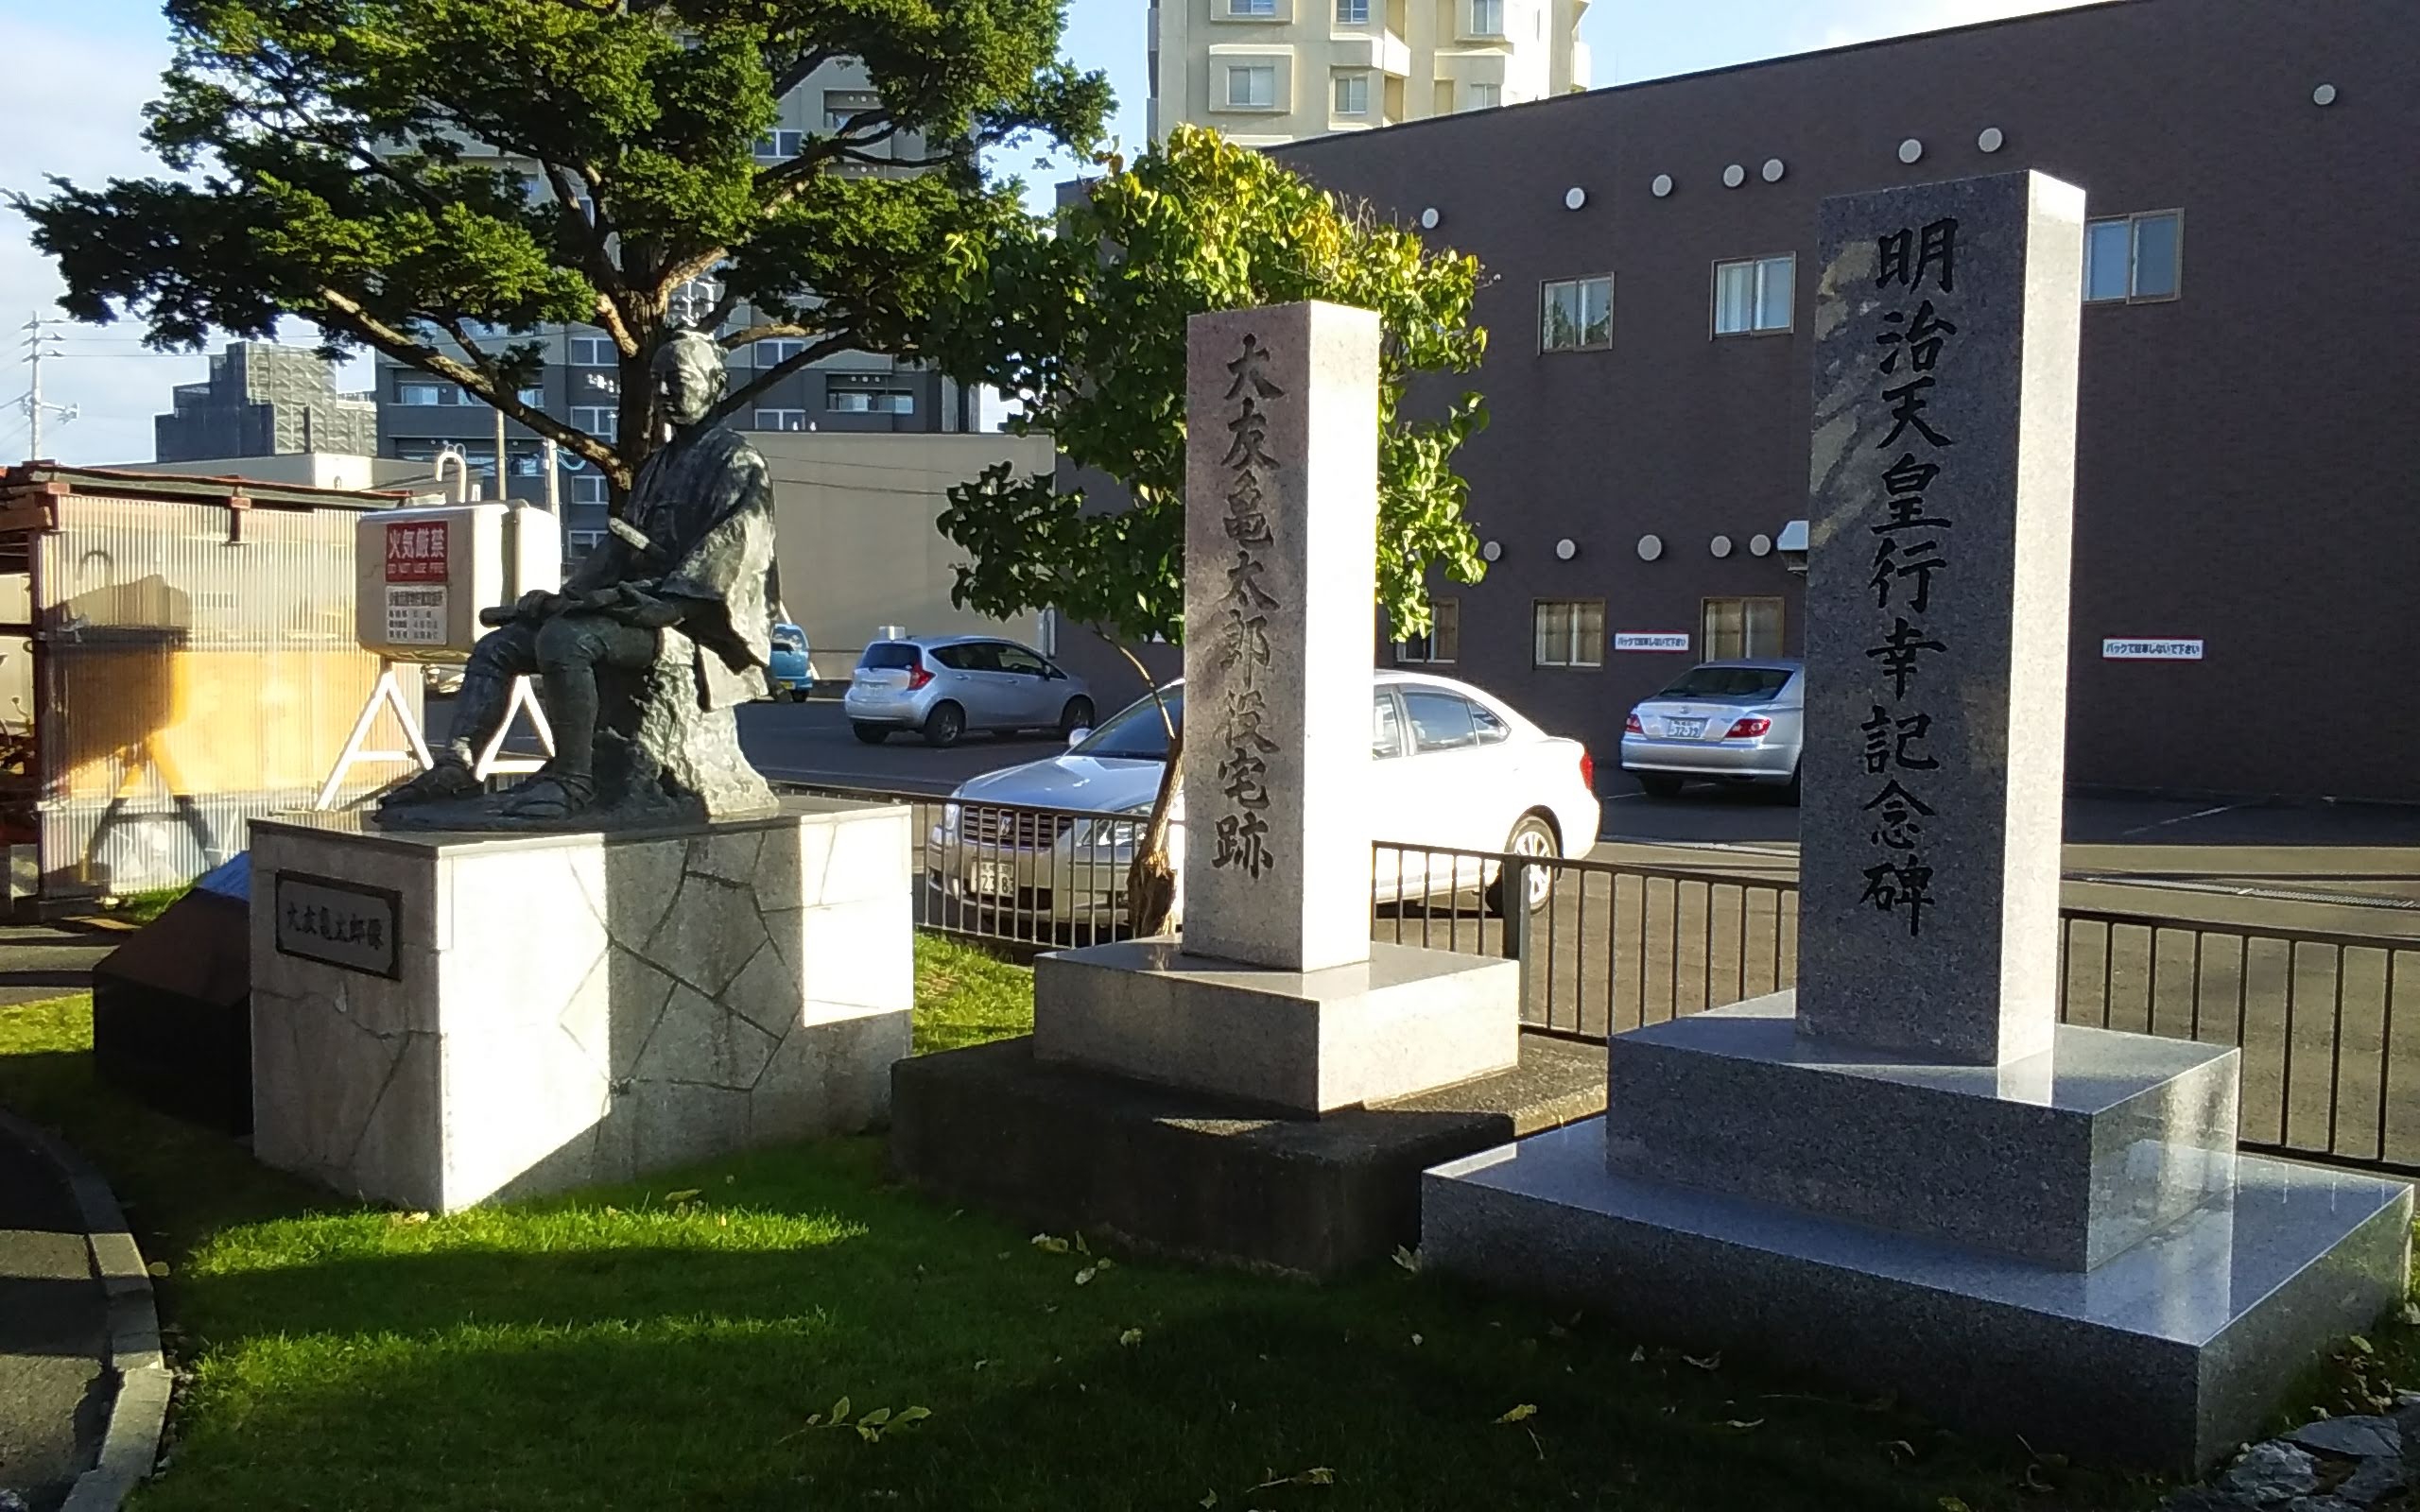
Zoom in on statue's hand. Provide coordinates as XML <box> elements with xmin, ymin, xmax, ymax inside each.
<box><xmin>606</xmin><ymin>583</ymin><xmax>685</xmax><ymax>629</ymax></box>
<box><xmin>514</xmin><ymin>589</ymin><xmax>563</xmax><ymax>621</ymax></box>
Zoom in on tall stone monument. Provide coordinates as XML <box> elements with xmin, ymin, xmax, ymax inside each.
<box><xmin>889</xmin><ymin>301</ymin><xmax>1596</xmax><ymax>1277</ymax></box>
<box><xmin>1420</xmin><ymin>172</ymin><xmax>2412</xmax><ymax>1470</ymax></box>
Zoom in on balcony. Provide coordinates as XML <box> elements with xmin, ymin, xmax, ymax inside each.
<box><xmin>1328</xmin><ymin>26</ymin><xmax>1411</xmax><ymax>76</ymax></box>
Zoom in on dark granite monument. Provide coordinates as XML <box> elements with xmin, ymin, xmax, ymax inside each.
<box><xmin>1418</xmin><ymin>170</ymin><xmax>2412</xmax><ymax>1471</ymax></box>
<box><xmin>380</xmin><ymin>328</ymin><xmax>777</xmax><ymax>827</ymax></box>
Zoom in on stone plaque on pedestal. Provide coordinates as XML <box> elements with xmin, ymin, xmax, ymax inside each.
<box><xmin>250</xmin><ymin>796</ymin><xmax>912</xmax><ymax>1211</ymax></box>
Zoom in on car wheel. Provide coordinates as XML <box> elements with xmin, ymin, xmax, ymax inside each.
<box><xmin>1485</xmin><ymin>814</ymin><xmax>1560</xmax><ymax>916</ymax></box>
<box><xmin>851</xmin><ymin>722</ymin><xmax>890</xmax><ymax>745</ymax></box>
<box><xmin>1784</xmin><ymin>763</ymin><xmax>1803</xmax><ymax>805</ymax></box>
<box><xmin>1059</xmin><ymin>696</ymin><xmax>1096</xmax><ymax>740</ymax></box>
<box><xmin>1637</xmin><ymin>773</ymin><xmax>1685</xmax><ymax>799</ymax></box>
<box><xmin>923</xmin><ymin>702</ymin><xmax>966</xmax><ymax>748</ymax></box>
<box><xmin>788</xmin><ymin>689</ymin><xmax>810</xmax><ymax>703</ymax></box>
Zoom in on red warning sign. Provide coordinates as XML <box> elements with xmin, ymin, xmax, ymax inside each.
<box><xmin>385</xmin><ymin>520</ymin><xmax>451</xmax><ymax>583</ymax></box>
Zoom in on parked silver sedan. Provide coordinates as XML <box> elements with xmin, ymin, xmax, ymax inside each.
<box><xmin>1619</xmin><ymin>659</ymin><xmax>1805</xmax><ymax>799</ymax></box>
<box><xmin>844</xmin><ymin>635</ymin><xmax>1095</xmax><ymax>748</ymax></box>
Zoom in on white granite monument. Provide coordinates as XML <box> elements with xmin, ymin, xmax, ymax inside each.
<box><xmin>1419</xmin><ymin>172</ymin><xmax>2412</xmax><ymax>1470</ymax></box>
<box><xmin>1029</xmin><ymin>301</ymin><xmax>1518</xmax><ymax>1113</ymax></box>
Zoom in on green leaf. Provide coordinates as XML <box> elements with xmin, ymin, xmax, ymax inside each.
<box><xmin>1074</xmin><ymin>1265</ymin><xmax>1098</xmax><ymax>1286</ymax></box>
<box><xmin>1030</xmin><ymin>1232</ymin><xmax>1071</xmax><ymax>1255</ymax></box>
<box><xmin>663</xmin><ymin>1189</ymin><xmax>701</xmax><ymax>1204</ymax></box>
<box><xmin>1119</xmin><ymin>1328</ymin><xmax>1144</xmax><ymax>1347</ymax></box>
<box><xmin>859</xmin><ymin>1407</ymin><xmax>892</xmax><ymax>1429</ymax></box>
<box><xmin>829</xmin><ymin>1396</ymin><xmax>851</xmax><ymax>1425</ymax></box>
<box><xmin>893</xmin><ymin>1406</ymin><xmax>931</xmax><ymax>1427</ymax></box>
<box><xmin>1495</xmin><ymin>1404</ymin><xmax>1538</xmax><ymax>1425</ymax></box>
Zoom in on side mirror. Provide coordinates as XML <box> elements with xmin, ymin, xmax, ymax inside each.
<box><xmin>1066</xmin><ymin>728</ymin><xmax>1092</xmax><ymax>748</ymax></box>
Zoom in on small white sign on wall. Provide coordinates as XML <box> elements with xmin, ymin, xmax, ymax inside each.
<box><xmin>2101</xmin><ymin>638</ymin><xmax>2204</xmax><ymax>662</ymax></box>
<box><xmin>1614</xmin><ymin>633</ymin><xmax>1692</xmax><ymax>653</ymax></box>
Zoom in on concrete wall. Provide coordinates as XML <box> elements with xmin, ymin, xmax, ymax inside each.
<box><xmin>1260</xmin><ymin>0</ymin><xmax>2420</xmax><ymax>801</ymax></box>
<box><xmin>756</xmin><ymin>432</ymin><xmax>1057</xmax><ymax>680</ymax></box>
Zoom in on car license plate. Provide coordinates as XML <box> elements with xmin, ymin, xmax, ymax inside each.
<box><xmin>1663</xmin><ymin>717</ymin><xmax>1705</xmax><ymax>738</ymax></box>
<box><xmin>969</xmin><ymin>859</ymin><xmax>1011</xmax><ymax>897</ymax></box>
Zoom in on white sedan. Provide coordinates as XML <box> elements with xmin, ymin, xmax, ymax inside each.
<box><xmin>925</xmin><ymin>670</ymin><xmax>1601</xmax><ymax>926</ymax></box>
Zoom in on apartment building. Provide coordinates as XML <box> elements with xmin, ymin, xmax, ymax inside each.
<box><xmin>1148</xmin><ymin>0</ymin><xmax>1588</xmax><ymax>146</ymax></box>
<box><xmin>373</xmin><ymin>59</ymin><xmax>969</xmax><ymax>555</ymax></box>
<box><xmin>155</xmin><ymin>342</ymin><xmax>375</xmax><ymax>463</ymax></box>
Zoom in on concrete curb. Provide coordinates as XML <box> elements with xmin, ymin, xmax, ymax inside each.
<box><xmin>0</xmin><ymin>1109</ymin><xmax>167</xmax><ymax>1512</ymax></box>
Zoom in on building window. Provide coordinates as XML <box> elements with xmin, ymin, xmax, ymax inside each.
<box><xmin>1466</xmin><ymin>82</ymin><xmax>1502</xmax><ymax>110</ymax></box>
<box><xmin>566</xmin><ymin>528</ymin><xmax>606</xmax><ymax>561</ymax></box>
<box><xmin>569</xmin><ymin>405</ymin><xmax>618</xmax><ymax>441</ymax></box>
<box><xmin>568</xmin><ymin>335</ymin><xmax>615</xmax><ymax>367</ymax></box>
<box><xmin>1533</xmin><ymin>600</ymin><xmax>1604</xmax><ymax>669</ymax></box>
<box><xmin>1702</xmin><ymin>597</ymin><xmax>1784</xmax><ymax>661</ymax></box>
<box><xmin>823</xmin><ymin>91</ymin><xmax>882</xmax><ymax>131</ymax></box>
<box><xmin>396</xmin><ymin>381</ymin><xmax>444</xmax><ymax>406</ymax></box>
<box><xmin>753</xmin><ymin>408</ymin><xmax>809</xmax><ymax>431</ymax></box>
<box><xmin>1227</xmin><ymin>0</ymin><xmax>1277</xmax><ymax>14</ymax></box>
<box><xmin>1470</xmin><ymin>0</ymin><xmax>1503</xmax><ymax>33</ymax></box>
<box><xmin>755</xmin><ymin>337</ymin><xmax>809</xmax><ymax>366</ymax></box>
<box><xmin>753</xmin><ymin>129</ymin><xmax>806</xmax><ymax>161</ymax></box>
<box><xmin>1540</xmin><ymin>275</ymin><xmax>1613</xmax><ymax>352</ymax></box>
<box><xmin>1333</xmin><ymin>73</ymin><xmax>1370</xmax><ymax>115</ymax></box>
<box><xmin>827</xmin><ymin>386</ymin><xmax>916</xmax><ymax>415</ymax></box>
<box><xmin>1336</xmin><ymin>0</ymin><xmax>1369</xmax><ymax>20</ymax></box>
<box><xmin>1225</xmin><ymin>63</ymin><xmax>1276</xmax><ymax>107</ymax></box>
<box><xmin>1713</xmin><ymin>254</ymin><xmax>1795</xmax><ymax>336</ymax></box>
<box><xmin>1394</xmin><ymin>598</ymin><xmax>1460</xmax><ymax>664</ymax></box>
<box><xmin>2085</xmin><ymin>211</ymin><xmax>2182</xmax><ymax>303</ymax></box>
<box><xmin>567</xmin><ymin>475</ymin><xmax>609</xmax><ymax>506</ymax></box>
<box><xmin>515</xmin><ymin>386</ymin><xmax>544</xmax><ymax>407</ymax></box>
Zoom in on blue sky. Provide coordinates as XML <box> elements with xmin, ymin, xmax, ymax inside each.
<box><xmin>0</xmin><ymin>0</ymin><xmax>2095</xmax><ymax>464</ymax></box>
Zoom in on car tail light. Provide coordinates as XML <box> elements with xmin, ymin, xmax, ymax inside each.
<box><xmin>1724</xmin><ymin>716</ymin><xmax>1772</xmax><ymax>739</ymax></box>
<box><xmin>1624</xmin><ymin>713</ymin><xmax>1642</xmax><ymax>733</ymax></box>
<box><xmin>907</xmin><ymin>662</ymin><xmax>935</xmax><ymax>691</ymax></box>
<box><xmin>1580</xmin><ymin>749</ymin><xmax>1596</xmax><ymax>790</ymax></box>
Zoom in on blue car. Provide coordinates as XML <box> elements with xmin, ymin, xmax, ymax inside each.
<box><xmin>767</xmin><ymin>622</ymin><xmax>812</xmax><ymax>702</ymax></box>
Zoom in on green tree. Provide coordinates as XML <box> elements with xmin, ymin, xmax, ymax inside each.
<box><xmin>14</xmin><ymin>0</ymin><xmax>1107</xmax><ymax>493</ymax></box>
<box><xmin>929</xmin><ymin>124</ymin><xmax>1489</xmax><ymax>927</ymax></box>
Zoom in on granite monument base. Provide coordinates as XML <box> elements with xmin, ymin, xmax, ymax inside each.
<box><xmin>1033</xmin><ymin>937</ymin><xmax>1520</xmax><ymax>1114</ymax></box>
<box><xmin>249</xmin><ymin>796</ymin><xmax>911</xmax><ymax>1211</ymax></box>
<box><xmin>891</xmin><ymin>1031</ymin><xmax>1602</xmax><ymax>1279</ymax></box>
<box><xmin>1424</xmin><ymin>1120</ymin><xmax>2412</xmax><ymax>1471</ymax></box>
<box><xmin>1605</xmin><ymin>993</ymin><xmax>2241</xmax><ymax>1268</ymax></box>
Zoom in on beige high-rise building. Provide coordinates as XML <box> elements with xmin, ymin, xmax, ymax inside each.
<box><xmin>1148</xmin><ymin>0</ymin><xmax>1588</xmax><ymax>146</ymax></box>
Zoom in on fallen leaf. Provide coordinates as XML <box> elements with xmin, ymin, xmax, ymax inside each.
<box><xmin>1392</xmin><ymin>1245</ymin><xmax>1421</xmax><ymax>1275</ymax></box>
<box><xmin>1495</xmin><ymin>1403</ymin><xmax>1538</xmax><ymax>1425</ymax></box>
<box><xmin>1200</xmin><ymin>1493</ymin><xmax>1219</xmax><ymax>1509</ymax></box>
<box><xmin>1095</xmin><ymin>1258</ymin><xmax>1115</xmax><ymax>1273</ymax></box>
<box><xmin>603</xmin><ymin>1205</ymin><xmax>620</xmax><ymax>1217</ymax></box>
<box><xmin>1718</xmin><ymin>1418</ymin><xmax>1764</xmax><ymax>1431</ymax></box>
<box><xmin>1073</xmin><ymin>1231</ymin><xmax>1091</xmax><ymax>1255</ymax></box>
<box><xmin>725</xmin><ymin>1175</ymin><xmax>735</xmax><ymax>1184</ymax></box>
<box><xmin>1248</xmin><ymin>1468</ymin><xmax>1336</xmax><ymax>1491</ymax></box>
<box><xmin>146</xmin><ymin>1261</ymin><xmax>169</xmax><ymax>1277</ymax></box>
<box><xmin>387</xmin><ymin>1211</ymin><xmax>430</xmax><ymax>1227</ymax></box>
<box><xmin>1410</xmin><ymin>1333</ymin><xmax>1424</xmax><ymax>1346</ymax></box>
<box><xmin>1075</xmin><ymin>1265</ymin><xmax>1098</xmax><ymax>1286</ymax></box>
<box><xmin>1119</xmin><ymin>1328</ymin><xmax>1144</xmax><ymax>1347</ymax></box>
<box><xmin>2346</xmin><ymin>1334</ymin><xmax>2375</xmax><ymax>1355</ymax></box>
<box><xmin>1628</xmin><ymin>1347</ymin><xmax>1647</xmax><ymax>1364</ymax></box>
<box><xmin>1880</xmin><ymin>1439</ymin><xmax>1916</xmax><ymax>1463</ymax></box>
<box><xmin>1547</xmin><ymin>1323</ymin><xmax>1571</xmax><ymax>1339</ymax></box>
<box><xmin>1030</xmin><ymin>1232</ymin><xmax>1071</xmax><ymax>1255</ymax></box>
<box><xmin>1683</xmin><ymin>1352</ymin><xmax>1721</xmax><ymax>1371</ymax></box>
<box><xmin>664</xmin><ymin>1189</ymin><xmax>701</xmax><ymax>1204</ymax></box>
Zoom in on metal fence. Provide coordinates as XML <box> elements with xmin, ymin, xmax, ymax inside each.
<box><xmin>778</xmin><ymin>782</ymin><xmax>2420</xmax><ymax>1178</ymax></box>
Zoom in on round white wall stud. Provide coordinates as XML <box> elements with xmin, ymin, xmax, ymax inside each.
<box><xmin>1564</xmin><ymin>186</ymin><xmax>1587</xmax><ymax>210</ymax></box>
<box><xmin>1651</xmin><ymin>173</ymin><xmax>1674</xmax><ymax>198</ymax></box>
<box><xmin>1761</xmin><ymin>158</ymin><xmax>1786</xmax><ymax>182</ymax></box>
<box><xmin>1419</xmin><ymin>207</ymin><xmax>1441</xmax><ymax>230</ymax></box>
<box><xmin>1722</xmin><ymin>163</ymin><xmax>1746</xmax><ymax>188</ymax></box>
<box><xmin>1480</xmin><ymin>539</ymin><xmax>1503</xmax><ymax>562</ymax></box>
<box><xmin>1554</xmin><ymin>538</ymin><xmax>1579</xmax><ymax>561</ymax></box>
<box><xmin>2312</xmin><ymin>83</ymin><xmax>2339</xmax><ymax>106</ymax></box>
<box><xmin>1635</xmin><ymin>534</ymin><xmax>1664</xmax><ymax>562</ymax></box>
<box><xmin>1898</xmin><ymin>137</ymin><xmax>1924</xmax><ymax>164</ymax></box>
<box><xmin>1977</xmin><ymin>126</ymin><xmax>2005</xmax><ymax>153</ymax></box>
<box><xmin>1710</xmin><ymin>534</ymin><xmax>1734</xmax><ymax>558</ymax></box>
<box><xmin>1748</xmin><ymin>533</ymin><xmax>1773</xmax><ymax>558</ymax></box>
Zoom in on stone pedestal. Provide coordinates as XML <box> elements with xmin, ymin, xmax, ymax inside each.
<box><xmin>249</xmin><ymin>796</ymin><xmax>910</xmax><ymax>1211</ymax></box>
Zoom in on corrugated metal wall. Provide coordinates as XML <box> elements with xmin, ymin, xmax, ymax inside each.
<box><xmin>33</xmin><ymin>494</ymin><xmax>415</xmax><ymax>897</ymax></box>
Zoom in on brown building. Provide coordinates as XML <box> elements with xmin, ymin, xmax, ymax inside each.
<box><xmin>1211</xmin><ymin>0</ymin><xmax>2414</xmax><ymax>802</ymax></box>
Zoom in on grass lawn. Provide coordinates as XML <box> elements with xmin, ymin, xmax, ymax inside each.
<box><xmin>1</xmin><ymin>935</ymin><xmax>2410</xmax><ymax>1510</ymax></box>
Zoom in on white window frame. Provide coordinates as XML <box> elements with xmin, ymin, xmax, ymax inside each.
<box><xmin>827</xmin><ymin>387</ymin><xmax>916</xmax><ymax>415</ymax></box>
<box><xmin>569</xmin><ymin>405</ymin><xmax>619</xmax><ymax>442</ymax></box>
<box><xmin>566</xmin><ymin>474</ymin><xmax>610</xmax><ymax>506</ymax></box>
<box><xmin>753</xmin><ymin>407</ymin><xmax>809</xmax><ymax>431</ymax></box>
<box><xmin>1393</xmin><ymin>597</ymin><xmax>1460</xmax><ymax>665</ymax></box>
<box><xmin>396</xmin><ymin>382</ymin><xmax>444</xmax><ymax>406</ymax></box>
<box><xmin>2084</xmin><ymin>210</ymin><xmax>2184</xmax><ymax>304</ymax></box>
<box><xmin>1470</xmin><ymin>0</ymin><xmax>1504</xmax><ymax>34</ymax></box>
<box><xmin>568</xmin><ymin>335</ymin><xmax>616</xmax><ymax>367</ymax></box>
<box><xmin>823</xmin><ymin>91</ymin><xmax>882</xmax><ymax>131</ymax></box>
<box><xmin>1333</xmin><ymin>72</ymin><xmax>1370</xmax><ymax>116</ymax></box>
<box><xmin>1335</xmin><ymin>0</ymin><xmax>1369</xmax><ymax>20</ymax></box>
<box><xmin>754</xmin><ymin>337</ymin><xmax>809</xmax><ymax>366</ymax></box>
<box><xmin>1227</xmin><ymin>0</ymin><xmax>1278</xmax><ymax>15</ymax></box>
<box><xmin>1225</xmin><ymin>63</ymin><xmax>1277</xmax><ymax>108</ymax></box>
<box><xmin>1532</xmin><ymin>599</ymin><xmax>1604</xmax><ymax>670</ymax></box>
<box><xmin>1539</xmin><ymin>275</ymin><xmax>1613</xmax><ymax>353</ymax></box>
<box><xmin>1701</xmin><ymin>596</ymin><xmax>1786</xmax><ymax>662</ymax></box>
<box><xmin>753</xmin><ymin>129</ymin><xmax>806</xmax><ymax>161</ymax></box>
<box><xmin>1712</xmin><ymin>254</ymin><xmax>1796</xmax><ymax>337</ymax></box>
<box><xmin>1466</xmin><ymin>82</ymin><xmax>1502</xmax><ymax>110</ymax></box>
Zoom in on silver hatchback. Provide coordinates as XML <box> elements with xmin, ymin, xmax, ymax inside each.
<box><xmin>845</xmin><ymin>635</ymin><xmax>1096</xmax><ymax>748</ymax></box>
<box><xmin>1619</xmin><ymin>659</ymin><xmax>1805</xmax><ymax>799</ymax></box>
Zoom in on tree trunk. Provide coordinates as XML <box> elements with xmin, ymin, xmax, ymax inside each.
<box><xmin>1106</xmin><ymin>635</ymin><xmax>1183</xmax><ymax>938</ymax></box>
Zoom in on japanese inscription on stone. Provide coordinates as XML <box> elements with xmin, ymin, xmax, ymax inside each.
<box><xmin>273</xmin><ymin>871</ymin><xmax>401</xmax><ymax>978</ymax></box>
<box><xmin>1212</xmin><ymin>332</ymin><xmax>1286</xmax><ymax>883</ymax></box>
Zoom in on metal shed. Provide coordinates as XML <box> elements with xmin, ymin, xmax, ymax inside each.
<box><xmin>0</xmin><ymin>464</ymin><xmax>420</xmax><ymax>913</ymax></box>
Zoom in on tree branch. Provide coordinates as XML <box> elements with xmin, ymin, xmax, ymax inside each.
<box><xmin>705</xmin><ymin>333</ymin><xmax>858</xmax><ymax>427</ymax></box>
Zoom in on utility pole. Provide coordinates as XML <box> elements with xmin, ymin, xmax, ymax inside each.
<box><xmin>15</xmin><ymin>314</ymin><xmax>78</xmax><ymax>461</ymax></box>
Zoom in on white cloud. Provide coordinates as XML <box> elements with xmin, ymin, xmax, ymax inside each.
<box><xmin>0</xmin><ymin>12</ymin><xmax>365</xmax><ymax>466</ymax></box>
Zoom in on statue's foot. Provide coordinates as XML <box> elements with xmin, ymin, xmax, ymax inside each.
<box><xmin>379</xmin><ymin>760</ymin><xmax>480</xmax><ymax>808</ymax></box>
<box><xmin>498</xmin><ymin>774</ymin><xmax>594</xmax><ymax>821</ymax></box>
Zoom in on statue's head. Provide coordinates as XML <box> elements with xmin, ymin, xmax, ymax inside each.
<box><xmin>653</xmin><ymin>329</ymin><xmax>727</xmax><ymax>429</ymax></box>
